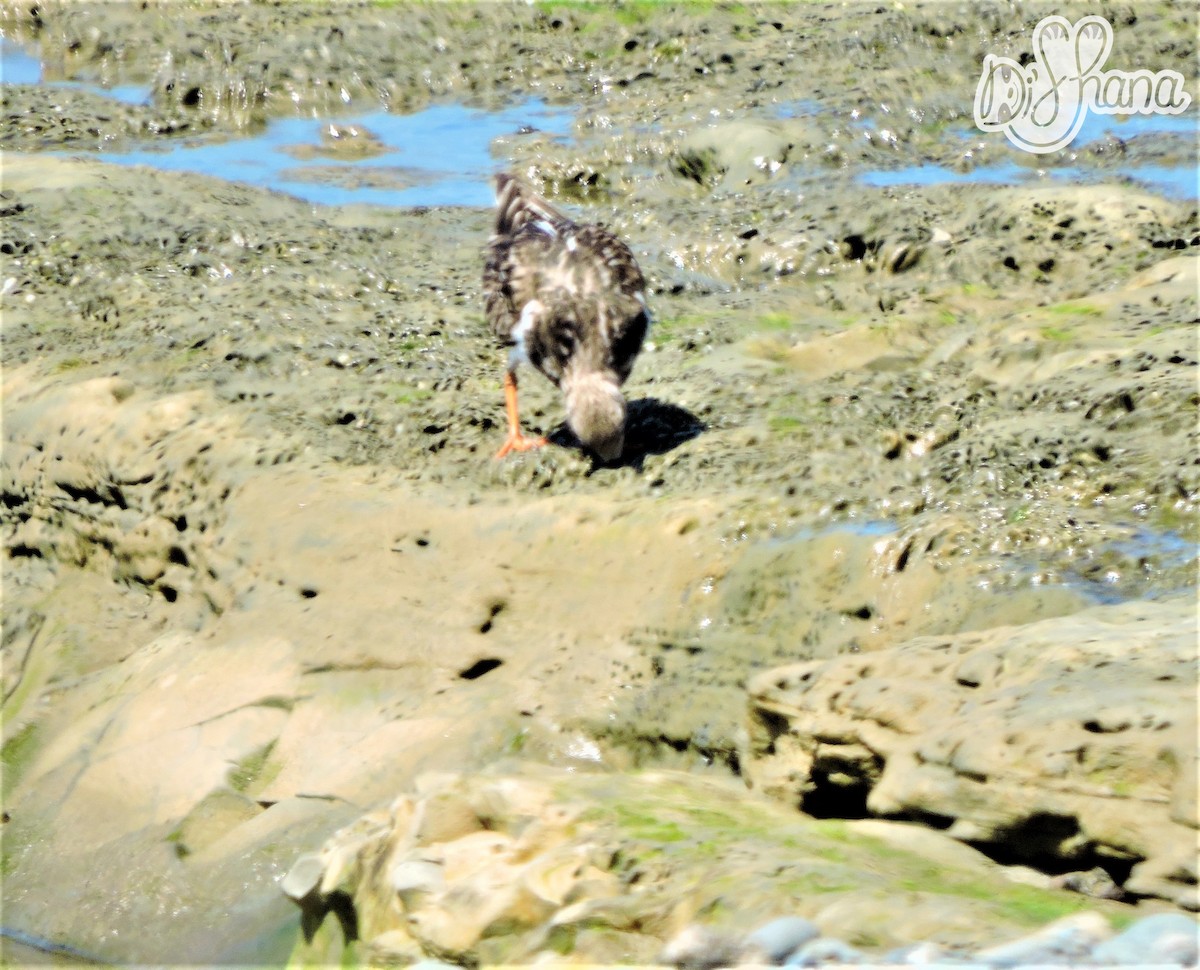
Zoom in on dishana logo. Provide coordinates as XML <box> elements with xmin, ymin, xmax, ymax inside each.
<box><xmin>973</xmin><ymin>15</ymin><xmax>1192</xmax><ymax>154</ymax></box>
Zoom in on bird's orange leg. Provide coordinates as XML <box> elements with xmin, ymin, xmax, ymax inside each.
<box><xmin>494</xmin><ymin>371</ymin><xmax>547</xmax><ymax>459</ymax></box>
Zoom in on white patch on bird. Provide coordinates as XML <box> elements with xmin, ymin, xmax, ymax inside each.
<box><xmin>635</xmin><ymin>290</ymin><xmax>653</xmax><ymax>326</ymax></box>
<box><xmin>533</xmin><ymin>219</ymin><xmax>558</xmax><ymax>237</ymax></box>
<box><xmin>566</xmin><ymin>235</ymin><xmax>578</xmax><ymax>252</ymax></box>
<box><xmin>510</xmin><ymin>298</ymin><xmax>544</xmax><ymax>366</ymax></box>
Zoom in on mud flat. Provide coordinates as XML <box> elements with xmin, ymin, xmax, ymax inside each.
<box><xmin>1</xmin><ymin>1</ymin><xmax>1197</xmax><ymax>965</ymax></box>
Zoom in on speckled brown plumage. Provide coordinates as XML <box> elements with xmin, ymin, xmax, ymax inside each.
<box><xmin>483</xmin><ymin>174</ymin><xmax>650</xmax><ymax>461</ymax></box>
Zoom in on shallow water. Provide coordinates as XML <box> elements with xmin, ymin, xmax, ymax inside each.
<box><xmin>1</xmin><ymin>38</ymin><xmax>41</xmax><ymax>84</ymax></box>
<box><xmin>1072</xmin><ymin>109</ymin><xmax>1199</xmax><ymax>143</ymax></box>
<box><xmin>2</xmin><ymin>37</ymin><xmax>573</xmax><ymax>207</ymax></box>
<box><xmin>771</xmin><ymin>519</ymin><xmax>1196</xmax><ymax>607</ymax></box>
<box><xmin>1098</xmin><ymin>526</ymin><xmax>1200</xmax><ymax>599</ymax></box>
<box><xmin>0</xmin><ymin>37</ymin><xmax>150</xmax><ymax>104</ymax></box>
<box><xmin>8</xmin><ymin>32</ymin><xmax>1194</xmax><ymax>208</ymax></box>
<box><xmin>861</xmin><ymin>111</ymin><xmax>1198</xmax><ymax>199</ymax></box>
<box><xmin>772</xmin><ymin>98</ymin><xmax>825</xmax><ymax>118</ymax></box>
<box><xmin>83</xmin><ymin>102</ymin><xmax>573</xmax><ymax>208</ymax></box>
<box><xmin>860</xmin><ymin>159</ymin><xmax>1199</xmax><ymax>199</ymax></box>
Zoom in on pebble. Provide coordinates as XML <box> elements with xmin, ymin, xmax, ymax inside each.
<box><xmin>881</xmin><ymin>941</ymin><xmax>949</xmax><ymax>965</ymax></box>
<box><xmin>785</xmin><ymin>938</ymin><xmax>864</xmax><ymax>966</ymax></box>
<box><xmin>975</xmin><ymin>912</ymin><xmax>1109</xmax><ymax>967</ymax></box>
<box><xmin>279</xmin><ymin>852</ymin><xmax>323</xmax><ymax>901</ymax></box>
<box><xmin>660</xmin><ymin>911</ymin><xmax>1200</xmax><ymax>968</ymax></box>
<box><xmin>746</xmin><ymin>916</ymin><xmax>820</xmax><ymax>962</ymax></box>
<box><xmin>1090</xmin><ymin>912</ymin><xmax>1200</xmax><ymax>967</ymax></box>
<box><xmin>660</xmin><ymin>924</ymin><xmax>748</xmax><ymax>969</ymax></box>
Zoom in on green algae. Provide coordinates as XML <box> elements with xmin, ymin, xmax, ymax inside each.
<box><xmin>1</xmin><ymin>722</ymin><xmax>40</xmax><ymax>795</ymax></box>
<box><xmin>230</xmin><ymin>740</ymin><xmax>278</xmax><ymax>794</ymax></box>
<box><xmin>1046</xmin><ymin>301</ymin><xmax>1103</xmax><ymax>317</ymax></box>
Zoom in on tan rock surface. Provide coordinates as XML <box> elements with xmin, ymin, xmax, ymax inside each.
<box><xmin>747</xmin><ymin>598</ymin><xmax>1199</xmax><ymax>909</ymax></box>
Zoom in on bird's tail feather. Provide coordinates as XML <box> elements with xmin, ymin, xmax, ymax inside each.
<box><xmin>493</xmin><ymin>174</ymin><xmax>570</xmax><ymax>237</ymax></box>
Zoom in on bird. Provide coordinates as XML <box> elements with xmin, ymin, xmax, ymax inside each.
<box><xmin>482</xmin><ymin>173</ymin><xmax>650</xmax><ymax>462</ymax></box>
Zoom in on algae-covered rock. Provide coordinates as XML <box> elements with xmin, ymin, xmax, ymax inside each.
<box><xmin>284</xmin><ymin>768</ymin><xmax>1145</xmax><ymax>964</ymax></box>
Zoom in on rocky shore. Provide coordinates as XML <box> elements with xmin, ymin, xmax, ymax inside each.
<box><xmin>1</xmin><ymin>0</ymin><xmax>1197</xmax><ymax>966</ymax></box>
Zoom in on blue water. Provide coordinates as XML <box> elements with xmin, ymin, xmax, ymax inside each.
<box><xmin>772</xmin><ymin>98</ymin><xmax>824</xmax><ymax>119</ymax></box>
<box><xmin>860</xmin><ymin>160</ymin><xmax>1198</xmax><ymax>199</ymax></box>
<box><xmin>761</xmin><ymin>519</ymin><xmax>898</xmax><ymax>548</ymax></box>
<box><xmin>1073</xmin><ymin>110</ymin><xmax>1198</xmax><ymax>143</ymax></box>
<box><xmin>1120</xmin><ymin>164</ymin><xmax>1200</xmax><ymax>199</ymax></box>
<box><xmin>2</xmin><ymin>37</ymin><xmax>573</xmax><ymax>207</ymax></box>
<box><xmin>6</xmin><ymin>33</ymin><xmax>1194</xmax><ymax>206</ymax></box>
<box><xmin>0</xmin><ymin>38</ymin><xmax>40</xmax><ymax>84</ymax></box>
<box><xmin>75</xmin><ymin>103</ymin><xmax>574</xmax><ymax>207</ymax></box>
<box><xmin>770</xmin><ymin>518</ymin><xmax>1196</xmax><ymax>605</ymax></box>
<box><xmin>1109</xmin><ymin>527</ymin><xmax>1198</xmax><ymax>571</ymax></box>
<box><xmin>83</xmin><ymin>83</ymin><xmax>150</xmax><ymax>106</ymax></box>
<box><xmin>1</xmin><ymin>38</ymin><xmax>151</xmax><ymax>104</ymax></box>
<box><xmin>926</xmin><ymin>107</ymin><xmax>1197</xmax><ymax>148</ymax></box>
<box><xmin>863</xmin><ymin>160</ymin><xmax>1037</xmax><ymax>189</ymax></box>
<box><xmin>862</xmin><ymin>110</ymin><xmax>1198</xmax><ymax>199</ymax></box>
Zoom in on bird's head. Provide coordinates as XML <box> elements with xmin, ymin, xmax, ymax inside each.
<box><xmin>564</xmin><ymin>371</ymin><xmax>626</xmax><ymax>463</ymax></box>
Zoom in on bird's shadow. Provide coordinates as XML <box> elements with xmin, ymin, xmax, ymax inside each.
<box><xmin>547</xmin><ymin>397</ymin><xmax>706</xmax><ymax>472</ymax></box>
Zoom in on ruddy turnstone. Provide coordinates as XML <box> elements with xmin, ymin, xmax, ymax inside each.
<box><xmin>483</xmin><ymin>174</ymin><xmax>650</xmax><ymax>462</ymax></box>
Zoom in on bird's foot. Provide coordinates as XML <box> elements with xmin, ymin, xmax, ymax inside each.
<box><xmin>494</xmin><ymin>433</ymin><xmax>548</xmax><ymax>459</ymax></box>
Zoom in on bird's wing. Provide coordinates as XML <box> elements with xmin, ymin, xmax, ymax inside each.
<box><xmin>597</xmin><ymin>289</ymin><xmax>650</xmax><ymax>384</ymax></box>
<box><xmin>484</xmin><ymin>229</ymin><xmax>560</xmax><ymax>346</ymax></box>
<box><xmin>564</xmin><ymin>225</ymin><xmax>649</xmax><ymax>383</ymax></box>
<box><xmin>571</xmin><ymin>224</ymin><xmax>646</xmax><ymax>300</ymax></box>
<box><xmin>483</xmin><ymin>234</ymin><xmax>521</xmax><ymax>343</ymax></box>
<box><xmin>521</xmin><ymin>287</ymin><xmax>646</xmax><ymax>394</ymax></box>
<box><xmin>485</xmin><ymin>175</ymin><xmax>574</xmax><ymax>346</ymax></box>
<box><xmin>493</xmin><ymin>174</ymin><xmax>575</xmax><ymax>238</ymax></box>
